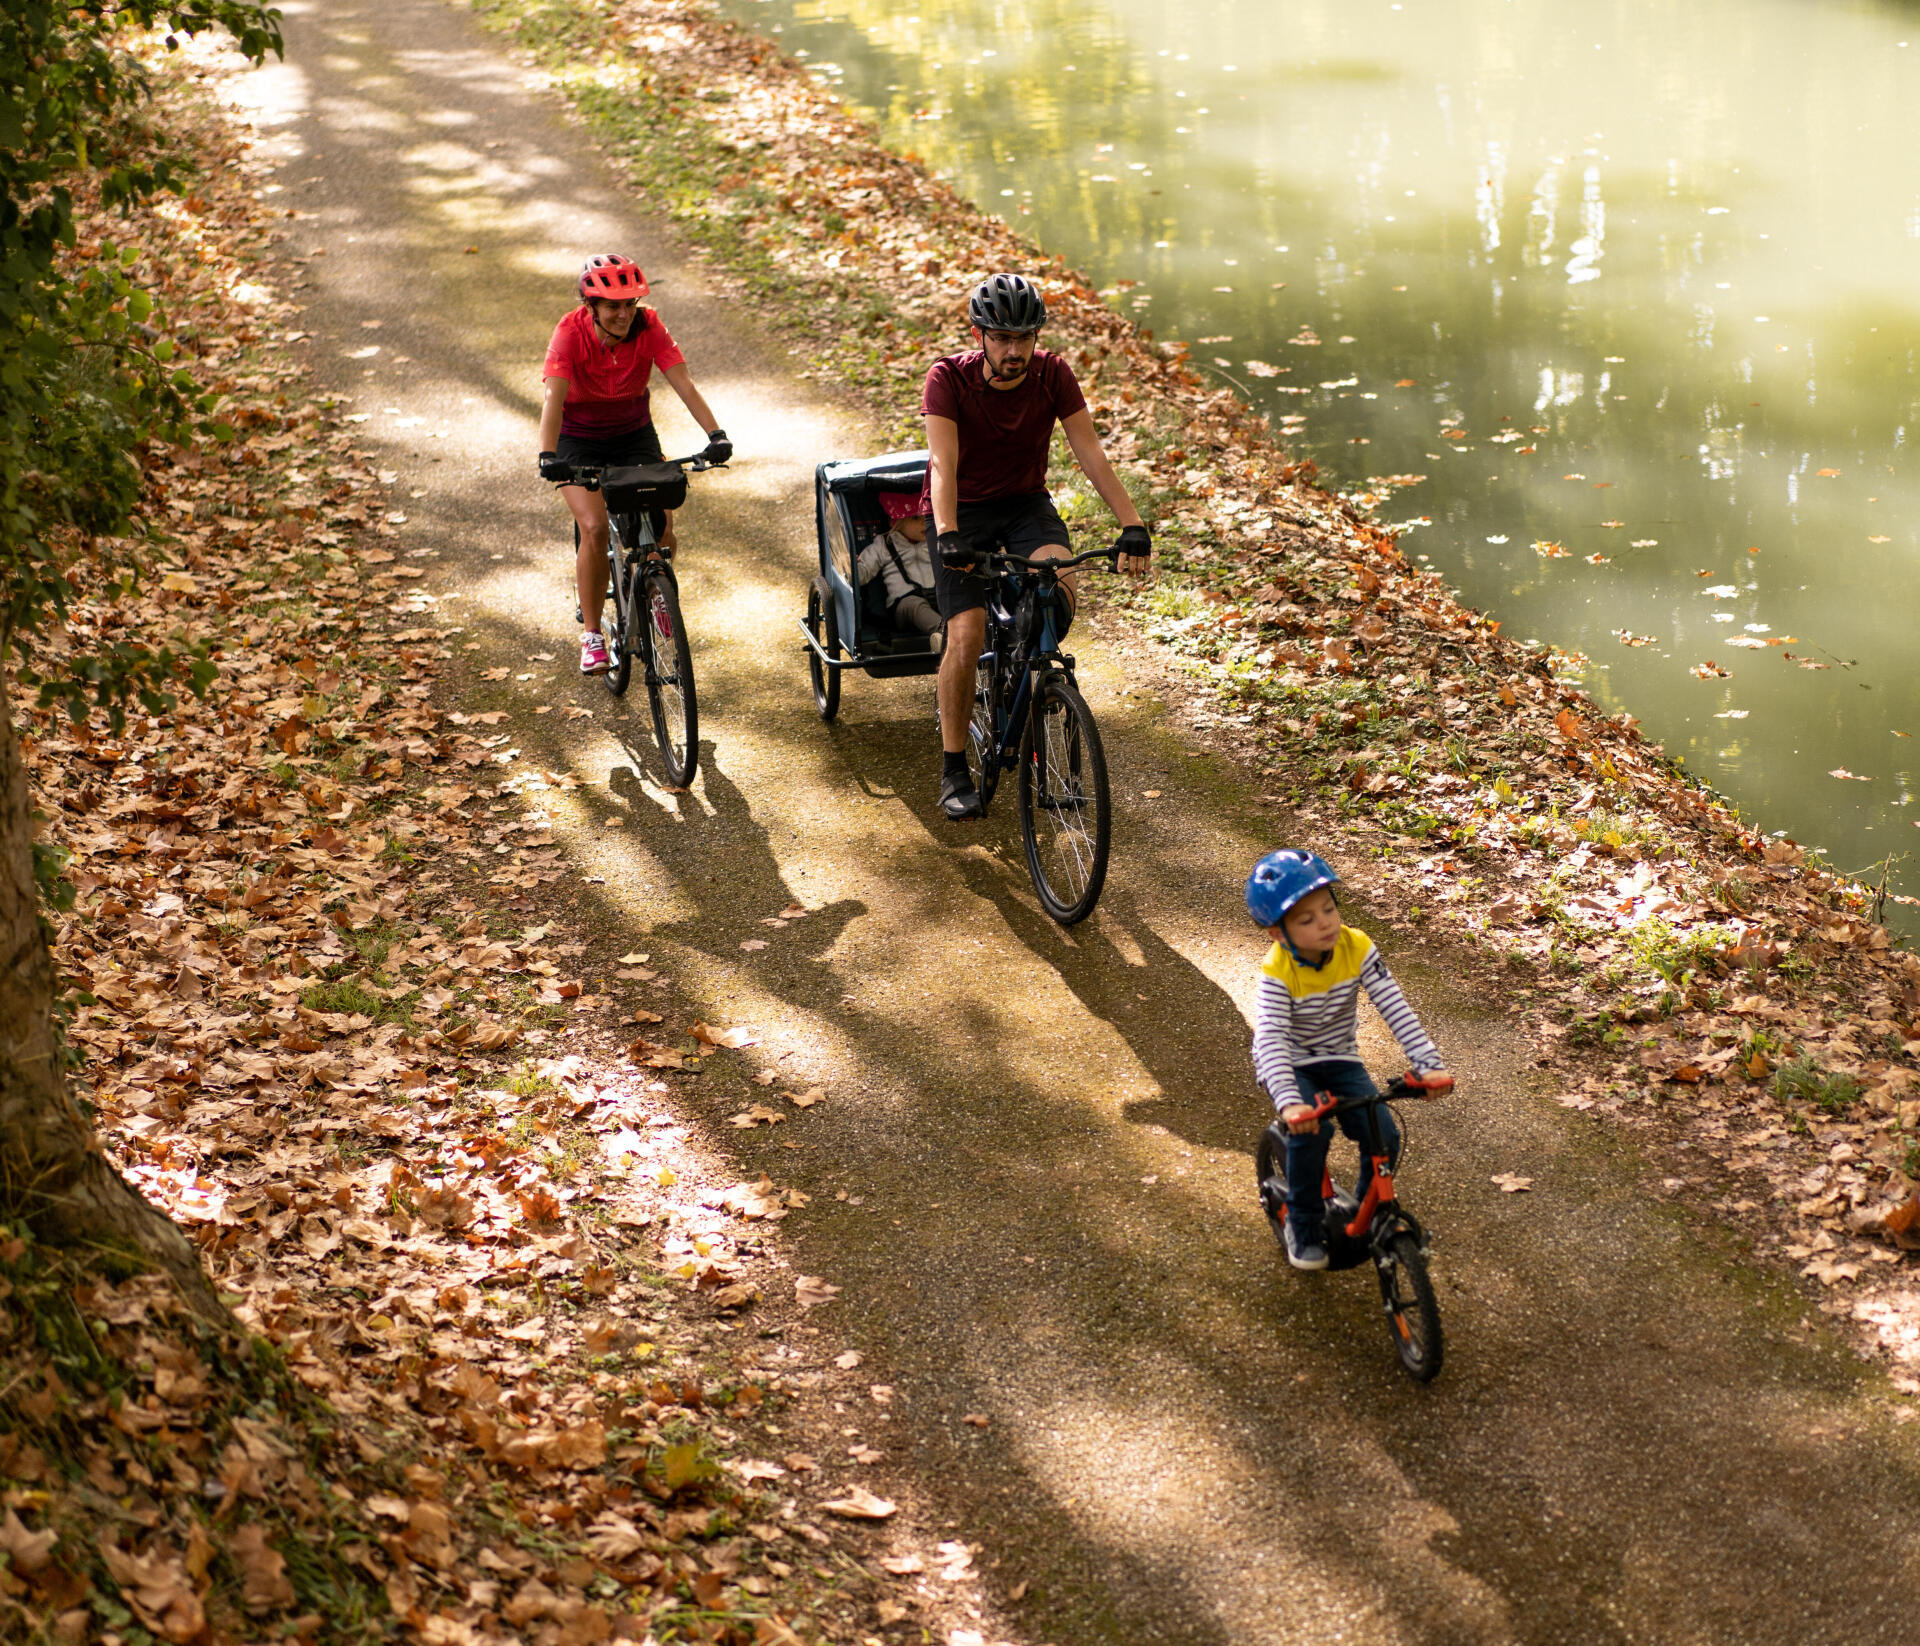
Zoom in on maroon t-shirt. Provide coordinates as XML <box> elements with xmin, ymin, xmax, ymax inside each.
<box><xmin>920</xmin><ymin>349</ymin><xmax>1087</xmax><ymax>509</ymax></box>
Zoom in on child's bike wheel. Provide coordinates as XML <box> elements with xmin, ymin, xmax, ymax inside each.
<box><xmin>1377</xmin><ymin>1231</ymin><xmax>1443</xmax><ymax>1382</ymax></box>
<box><xmin>1253</xmin><ymin>1122</ymin><xmax>1288</xmax><ymax>1248</ymax></box>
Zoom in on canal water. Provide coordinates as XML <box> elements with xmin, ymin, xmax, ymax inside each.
<box><xmin>724</xmin><ymin>0</ymin><xmax>1920</xmax><ymax>912</ymax></box>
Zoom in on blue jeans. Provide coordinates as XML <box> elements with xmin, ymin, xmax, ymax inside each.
<box><xmin>1283</xmin><ymin>1060</ymin><xmax>1401</xmax><ymax>1233</ymax></box>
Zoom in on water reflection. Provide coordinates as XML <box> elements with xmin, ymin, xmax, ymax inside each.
<box><xmin>727</xmin><ymin>0</ymin><xmax>1920</xmax><ymax>913</ymax></box>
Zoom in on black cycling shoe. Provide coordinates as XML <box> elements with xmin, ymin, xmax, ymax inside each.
<box><xmin>939</xmin><ymin>770</ymin><xmax>983</xmax><ymax>821</ymax></box>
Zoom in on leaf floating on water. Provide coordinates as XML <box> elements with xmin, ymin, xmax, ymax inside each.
<box><xmin>1630</xmin><ymin>538</ymin><xmax>1659</xmax><ymax>547</ymax></box>
<box><xmin>1585</xmin><ymin>553</ymin><xmax>1611</xmax><ymax>565</ymax></box>
<box><xmin>1828</xmin><ymin>768</ymin><xmax>1871</xmax><ymax>782</ymax></box>
<box><xmin>1869</xmin><ymin>535</ymin><xmax>1892</xmax><ymax>544</ymax></box>
<box><xmin>1715</xmin><ymin>709</ymin><xmax>1750</xmax><ymax>719</ymax></box>
<box><xmin>1532</xmin><ymin>540</ymin><xmax>1570</xmax><ymax>558</ymax></box>
<box><xmin>1243</xmin><ymin>360</ymin><xmax>1284</xmax><ymax>377</ymax></box>
<box><xmin>1817</xmin><ymin>468</ymin><xmax>1841</xmax><ymax>478</ymax></box>
<box><xmin>1597</xmin><ymin>519</ymin><xmax>1625</xmax><ymax>529</ymax></box>
<box><xmin>1691</xmin><ymin>661</ymin><xmax>1732</xmax><ymax>678</ymax></box>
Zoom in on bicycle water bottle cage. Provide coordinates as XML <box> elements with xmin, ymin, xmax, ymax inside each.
<box><xmin>603</xmin><ymin>462</ymin><xmax>688</xmax><ymax>513</ymax></box>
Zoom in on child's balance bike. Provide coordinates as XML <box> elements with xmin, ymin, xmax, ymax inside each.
<box><xmin>1256</xmin><ymin>1071</ymin><xmax>1453</xmax><ymax>1383</ymax></box>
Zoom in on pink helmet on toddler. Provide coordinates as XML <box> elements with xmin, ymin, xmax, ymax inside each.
<box><xmin>579</xmin><ymin>254</ymin><xmax>649</xmax><ymax>300</ymax></box>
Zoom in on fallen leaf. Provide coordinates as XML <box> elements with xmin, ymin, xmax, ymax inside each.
<box><xmin>881</xmin><ymin>1553</ymin><xmax>924</xmax><ymax>1575</ymax></box>
<box><xmin>788</xmin><ymin>1087</ymin><xmax>825</xmax><ymax>1108</ymax></box>
<box><xmin>729</xmin><ymin>1105</ymin><xmax>786</xmax><ymax>1129</ymax></box>
<box><xmin>693</xmin><ymin>1022</ymin><xmax>759</xmax><ymax>1049</ymax></box>
<box><xmin>1491</xmin><ymin>1173</ymin><xmax>1533</xmax><ymax>1193</ymax></box>
<box><xmin>794</xmin><ymin>1275</ymin><xmax>840</xmax><ymax>1309</ymax></box>
<box><xmin>819</xmin><ymin>1487</ymin><xmax>896</xmax><ymax>1520</ymax></box>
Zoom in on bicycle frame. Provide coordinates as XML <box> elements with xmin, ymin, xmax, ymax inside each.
<box><xmin>974</xmin><ymin>544</ymin><xmax>1115</xmax><ymax>774</ymax></box>
<box><xmin>1297</xmin><ymin>1072</ymin><xmax>1451</xmax><ymax>1242</ymax></box>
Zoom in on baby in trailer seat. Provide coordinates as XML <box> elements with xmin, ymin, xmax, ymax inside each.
<box><xmin>857</xmin><ymin>491</ymin><xmax>941</xmax><ymax>640</ymax></box>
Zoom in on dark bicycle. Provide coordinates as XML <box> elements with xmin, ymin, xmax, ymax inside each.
<box><xmin>549</xmin><ymin>455</ymin><xmax>717</xmax><ymax>788</ymax></box>
<box><xmin>965</xmin><ymin>542</ymin><xmax>1116</xmax><ymax>926</ymax></box>
<box><xmin>1255</xmin><ymin>1071</ymin><xmax>1454</xmax><ymax>1383</ymax></box>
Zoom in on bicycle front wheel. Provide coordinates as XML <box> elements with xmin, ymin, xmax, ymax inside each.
<box><xmin>1377</xmin><ymin>1230</ymin><xmax>1443</xmax><ymax>1383</ymax></box>
<box><xmin>1017</xmin><ymin>673</ymin><xmax>1110</xmax><ymax>924</ymax></box>
<box><xmin>641</xmin><ymin>571</ymin><xmax>698</xmax><ymax>787</ymax></box>
<box><xmin>966</xmin><ymin>642</ymin><xmax>1000</xmax><ymax>812</ymax></box>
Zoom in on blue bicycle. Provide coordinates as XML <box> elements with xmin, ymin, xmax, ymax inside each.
<box><xmin>966</xmin><ymin>544</ymin><xmax>1115</xmax><ymax>925</ymax></box>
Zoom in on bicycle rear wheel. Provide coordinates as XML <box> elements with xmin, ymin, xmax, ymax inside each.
<box><xmin>641</xmin><ymin>570</ymin><xmax>698</xmax><ymax>787</ymax></box>
<box><xmin>965</xmin><ymin>637</ymin><xmax>1001</xmax><ymax>812</ymax></box>
<box><xmin>1017</xmin><ymin>672</ymin><xmax>1110</xmax><ymax>924</ymax></box>
<box><xmin>605</xmin><ymin>548</ymin><xmax>634</xmax><ymax>697</ymax></box>
<box><xmin>1377</xmin><ymin>1230</ymin><xmax>1443</xmax><ymax>1382</ymax></box>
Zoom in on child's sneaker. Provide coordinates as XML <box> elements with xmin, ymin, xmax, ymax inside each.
<box><xmin>579</xmin><ymin>632</ymin><xmax>610</xmax><ymax>675</ymax></box>
<box><xmin>1284</xmin><ymin>1215</ymin><xmax>1329</xmax><ymax>1272</ymax></box>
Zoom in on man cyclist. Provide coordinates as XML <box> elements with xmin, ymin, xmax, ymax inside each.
<box><xmin>537</xmin><ymin>254</ymin><xmax>731</xmax><ymax>675</ymax></box>
<box><xmin>923</xmin><ymin>273</ymin><xmax>1151</xmax><ymax>820</ymax></box>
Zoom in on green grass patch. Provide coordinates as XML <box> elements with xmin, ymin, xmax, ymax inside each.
<box><xmin>1772</xmin><ymin>1055</ymin><xmax>1864</xmax><ymax>1116</ymax></box>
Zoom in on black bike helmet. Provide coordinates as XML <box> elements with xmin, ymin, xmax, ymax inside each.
<box><xmin>968</xmin><ymin>273</ymin><xmax>1048</xmax><ymax>333</ymax></box>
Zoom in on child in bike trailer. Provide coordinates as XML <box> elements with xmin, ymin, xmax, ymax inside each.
<box><xmin>1246</xmin><ymin>848</ymin><xmax>1450</xmax><ymax>1272</ymax></box>
<box><xmin>855</xmin><ymin>491</ymin><xmax>941</xmax><ymax>638</ymax></box>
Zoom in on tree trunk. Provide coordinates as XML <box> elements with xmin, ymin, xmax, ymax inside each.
<box><xmin>0</xmin><ymin>669</ymin><xmax>226</xmax><ymax>1322</ymax></box>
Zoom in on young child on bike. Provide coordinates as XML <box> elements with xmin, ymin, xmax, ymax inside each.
<box><xmin>855</xmin><ymin>492</ymin><xmax>940</xmax><ymax>638</ymax></box>
<box><xmin>1246</xmin><ymin>849</ymin><xmax>1451</xmax><ymax>1271</ymax></box>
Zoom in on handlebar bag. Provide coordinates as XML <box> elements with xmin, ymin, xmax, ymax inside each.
<box><xmin>603</xmin><ymin>462</ymin><xmax>688</xmax><ymax>513</ymax></box>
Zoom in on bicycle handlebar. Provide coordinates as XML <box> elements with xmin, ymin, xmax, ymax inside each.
<box><xmin>545</xmin><ymin>453</ymin><xmax>720</xmax><ymax>489</ymax></box>
<box><xmin>1298</xmin><ymin>1071</ymin><xmax>1453</xmax><ymax>1123</ymax></box>
<box><xmin>980</xmin><ymin>544</ymin><xmax>1125</xmax><ymax>576</ymax></box>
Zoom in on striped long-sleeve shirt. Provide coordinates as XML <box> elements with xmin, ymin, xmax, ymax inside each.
<box><xmin>1252</xmin><ymin>926</ymin><xmax>1441</xmax><ymax>1108</ymax></box>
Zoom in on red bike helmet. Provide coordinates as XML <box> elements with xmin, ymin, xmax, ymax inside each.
<box><xmin>579</xmin><ymin>254</ymin><xmax>649</xmax><ymax>301</ymax></box>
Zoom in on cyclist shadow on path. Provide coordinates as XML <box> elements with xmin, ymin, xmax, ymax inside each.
<box><xmin>605</xmin><ymin>748</ymin><xmax>867</xmax><ymax>990</ymax></box>
<box><xmin>943</xmin><ymin>859</ymin><xmax>1268</xmax><ymax>1154</ymax></box>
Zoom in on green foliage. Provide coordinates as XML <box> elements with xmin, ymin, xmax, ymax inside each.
<box><xmin>1</xmin><ymin>0</ymin><xmax>282</xmax><ymax>729</ymax></box>
<box><xmin>1627</xmin><ymin>916</ymin><xmax>1737</xmax><ymax>984</ymax></box>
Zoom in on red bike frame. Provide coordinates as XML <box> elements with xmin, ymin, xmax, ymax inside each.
<box><xmin>1299</xmin><ymin>1070</ymin><xmax>1454</xmax><ymax>1240</ymax></box>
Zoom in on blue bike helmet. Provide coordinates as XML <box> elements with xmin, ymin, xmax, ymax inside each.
<box><xmin>1246</xmin><ymin>848</ymin><xmax>1340</xmax><ymax>929</ymax></box>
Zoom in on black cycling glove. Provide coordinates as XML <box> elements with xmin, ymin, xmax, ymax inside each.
<box><xmin>538</xmin><ymin>450</ymin><xmax>570</xmax><ymax>483</ymax></box>
<box><xmin>937</xmin><ymin>529</ymin><xmax>973</xmax><ymax>570</ymax></box>
<box><xmin>1113</xmin><ymin>523</ymin><xmax>1152</xmax><ymax>563</ymax></box>
<box><xmin>702</xmin><ymin>428</ymin><xmax>733</xmax><ymax>465</ymax></box>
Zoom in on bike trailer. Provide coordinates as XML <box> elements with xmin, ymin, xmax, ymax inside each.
<box><xmin>802</xmin><ymin>449</ymin><xmax>940</xmax><ymax>690</ymax></box>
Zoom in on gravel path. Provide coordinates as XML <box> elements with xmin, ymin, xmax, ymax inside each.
<box><xmin>226</xmin><ymin>4</ymin><xmax>1920</xmax><ymax>1640</ymax></box>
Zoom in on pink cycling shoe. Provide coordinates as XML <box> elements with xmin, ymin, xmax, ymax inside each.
<box><xmin>579</xmin><ymin>631</ymin><xmax>610</xmax><ymax>675</ymax></box>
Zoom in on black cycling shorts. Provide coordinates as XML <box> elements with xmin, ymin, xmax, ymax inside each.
<box><xmin>558</xmin><ymin>423</ymin><xmax>668</xmax><ymax>538</ymax></box>
<box><xmin>933</xmin><ymin>490</ymin><xmax>1070</xmax><ymax>620</ymax></box>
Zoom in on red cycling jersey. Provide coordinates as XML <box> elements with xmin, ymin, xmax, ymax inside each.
<box><xmin>542</xmin><ymin>306</ymin><xmax>687</xmax><ymax>439</ymax></box>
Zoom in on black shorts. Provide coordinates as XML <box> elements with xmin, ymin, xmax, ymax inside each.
<box><xmin>558</xmin><ymin>424</ymin><xmax>668</xmax><ymax>536</ymax></box>
<box><xmin>933</xmin><ymin>490</ymin><xmax>1070</xmax><ymax>619</ymax></box>
<box><xmin>556</xmin><ymin>423</ymin><xmax>665</xmax><ymax>468</ymax></box>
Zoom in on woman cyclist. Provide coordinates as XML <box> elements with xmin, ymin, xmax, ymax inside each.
<box><xmin>537</xmin><ymin>254</ymin><xmax>732</xmax><ymax>675</ymax></box>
